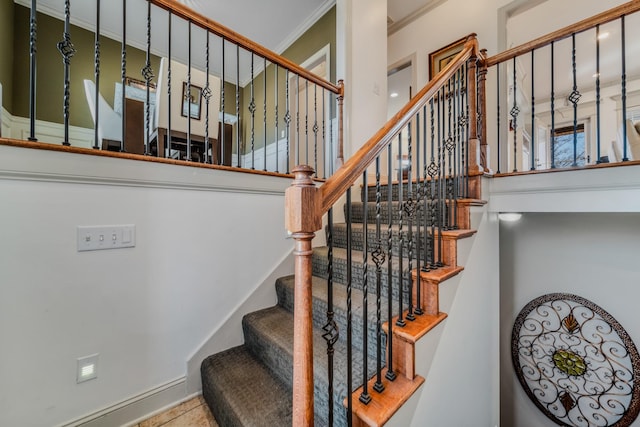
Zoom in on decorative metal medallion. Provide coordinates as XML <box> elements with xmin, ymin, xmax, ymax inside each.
<box><xmin>512</xmin><ymin>293</ymin><xmax>640</xmax><ymax>426</ymax></box>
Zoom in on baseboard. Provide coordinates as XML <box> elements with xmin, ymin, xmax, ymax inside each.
<box><xmin>57</xmin><ymin>377</ymin><xmax>189</xmax><ymax>427</ymax></box>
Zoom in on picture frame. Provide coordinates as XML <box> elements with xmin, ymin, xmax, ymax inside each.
<box><xmin>428</xmin><ymin>37</ymin><xmax>466</xmax><ymax>80</ymax></box>
<box><xmin>181</xmin><ymin>82</ymin><xmax>202</xmax><ymax>120</ymax></box>
<box><xmin>125</xmin><ymin>76</ymin><xmax>156</xmax><ymax>92</ymax></box>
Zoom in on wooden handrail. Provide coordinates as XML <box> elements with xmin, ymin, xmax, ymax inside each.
<box><xmin>320</xmin><ymin>34</ymin><xmax>479</xmax><ymax>214</ymax></box>
<box><xmin>149</xmin><ymin>0</ymin><xmax>342</xmax><ymax>95</ymax></box>
<box><xmin>485</xmin><ymin>0</ymin><xmax>640</xmax><ymax>67</ymax></box>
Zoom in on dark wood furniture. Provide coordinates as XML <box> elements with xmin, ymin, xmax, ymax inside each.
<box><xmin>152</xmin><ymin>122</ymin><xmax>233</xmax><ymax>164</ymax></box>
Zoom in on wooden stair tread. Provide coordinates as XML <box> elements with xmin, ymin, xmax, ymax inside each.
<box><xmin>348</xmin><ymin>369</ymin><xmax>425</xmax><ymax>427</ymax></box>
<box><xmin>457</xmin><ymin>198</ymin><xmax>487</xmax><ymax>206</ymax></box>
<box><xmin>413</xmin><ymin>265</ymin><xmax>463</xmax><ymax>283</ymax></box>
<box><xmin>383</xmin><ymin>311</ymin><xmax>448</xmax><ymax>343</ymax></box>
<box><xmin>440</xmin><ymin>228</ymin><xmax>477</xmax><ymax>239</ymax></box>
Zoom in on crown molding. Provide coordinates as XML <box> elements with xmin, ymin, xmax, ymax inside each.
<box><xmin>387</xmin><ymin>0</ymin><xmax>447</xmax><ymax>36</ymax></box>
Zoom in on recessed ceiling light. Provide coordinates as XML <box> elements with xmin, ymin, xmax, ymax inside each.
<box><xmin>498</xmin><ymin>212</ymin><xmax>522</xmax><ymax>222</ymax></box>
<box><xmin>598</xmin><ymin>32</ymin><xmax>610</xmax><ymax>40</ymax></box>
<box><xmin>390</xmin><ymin>92</ymin><xmax>399</xmax><ymax>98</ymax></box>
<box><xmin>592</xmin><ymin>72</ymin><xmax>600</xmax><ymax>78</ymax></box>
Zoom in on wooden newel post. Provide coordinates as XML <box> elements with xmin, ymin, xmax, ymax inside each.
<box><xmin>285</xmin><ymin>165</ymin><xmax>322</xmax><ymax>427</ymax></box>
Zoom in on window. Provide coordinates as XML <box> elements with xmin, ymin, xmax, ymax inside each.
<box><xmin>552</xmin><ymin>124</ymin><xmax>586</xmax><ymax>167</ymax></box>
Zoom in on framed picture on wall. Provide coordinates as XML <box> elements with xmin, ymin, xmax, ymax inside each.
<box><xmin>428</xmin><ymin>36</ymin><xmax>467</xmax><ymax>80</ymax></box>
<box><xmin>181</xmin><ymin>82</ymin><xmax>202</xmax><ymax>120</ymax></box>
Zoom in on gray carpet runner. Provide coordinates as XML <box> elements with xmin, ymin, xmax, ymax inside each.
<box><xmin>201</xmin><ymin>181</ymin><xmax>415</xmax><ymax>427</ymax></box>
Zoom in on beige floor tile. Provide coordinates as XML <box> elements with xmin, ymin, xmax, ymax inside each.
<box><xmin>161</xmin><ymin>405</ymin><xmax>218</xmax><ymax>427</ymax></box>
<box><xmin>138</xmin><ymin>397</ymin><xmax>205</xmax><ymax>427</ymax></box>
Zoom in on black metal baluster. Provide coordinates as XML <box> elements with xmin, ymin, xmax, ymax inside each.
<box><xmin>314</xmin><ymin>84</ymin><xmax>318</xmax><ymax>176</ymax></box>
<box><xmin>414</xmin><ymin>111</ymin><xmax>423</xmax><ymax>316</ymax></box>
<box><xmin>28</xmin><ymin>0</ymin><xmax>37</xmax><ymax>141</ymax></box>
<box><xmin>220</xmin><ymin>38</ymin><xmax>225</xmax><ymax>164</ymax></box>
<box><xmin>596</xmin><ymin>25</ymin><xmax>601</xmax><ymax>163</ymax></box>
<box><xmin>530</xmin><ymin>49</ymin><xmax>535</xmax><ymax>170</ymax></box>
<box><xmin>322</xmin><ymin>88</ymin><xmax>326</xmax><ymax>179</ymax></box>
<box><xmin>186</xmin><ymin>21</ymin><xmax>193</xmax><ymax>161</ymax></box>
<box><xmin>57</xmin><ymin>0</ymin><xmax>75</xmax><ymax>146</ymax></box>
<box><xmin>166</xmin><ymin>11</ymin><xmax>171</xmax><ymax>158</ymax></box>
<box><xmin>120</xmin><ymin>0</ymin><xmax>126</xmax><ymax>152</ymax></box>
<box><xmin>445</xmin><ymin>78</ymin><xmax>454</xmax><ymax>231</ymax></box>
<box><xmin>296</xmin><ymin>75</ymin><xmax>300</xmax><ymax>166</ymax></box>
<box><xmin>142</xmin><ymin>0</ymin><xmax>154</xmax><ymax>156</ymax></box>
<box><xmin>360</xmin><ymin>173</ymin><xmax>371</xmax><ymax>405</ymax></box>
<box><xmin>249</xmin><ymin>53</ymin><xmax>255</xmax><ymax>169</ymax></box>
<box><xmin>437</xmin><ymin>88</ymin><xmax>445</xmax><ymax>267</ymax></box>
<box><xmin>203</xmin><ymin>30</ymin><xmax>211</xmax><ymax>164</ymax></box>
<box><xmin>236</xmin><ymin>45</ymin><xmax>241</xmax><ymax>167</ymax></box>
<box><xmin>274</xmin><ymin>64</ymin><xmax>279</xmax><ymax>172</ymax></box>
<box><xmin>372</xmin><ymin>156</ymin><xmax>386</xmax><ymax>393</ymax></box>
<box><xmin>93</xmin><ymin>0</ymin><xmax>101</xmax><ymax>149</ymax></box>
<box><xmin>305</xmin><ymin>80</ymin><xmax>309</xmax><ymax>166</ymax></box>
<box><xmin>346</xmin><ymin>188</ymin><xmax>353</xmax><ymax>427</ymax></box>
<box><xmin>550</xmin><ymin>42</ymin><xmax>555</xmax><ymax>169</ymax></box>
<box><xmin>569</xmin><ymin>33</ymin><xmax>581</xmax><ymax>167</ymax></box>
<box><xmin>396</xmin><ymin>133</ymin><xmax>406</xmax><ymax>327</ymax></box>
<box><xmin>621</xmin><ymin>16</ymin><xmax>628</xmax><ymax>161</ymax></box>
<box><xmin>427</xmin><ymin>98</ymin><xmax>438</xmax><ymax>270</ymax></box>
<box><xmin>405</xmin><ymin>120</ymin><xmax>416</xmax><ymax>322</ymax></box>
<box><xmin>285</xmin><ymin>70</ymin><xmax>291</xmax><ymax>173</ymax></box>
<box><xmin>453</xmin><ymin>71</ymin><xmax>460</xmax><ymax>230</ymax></box>
<box><xmin>496</xmin><ymin>63</ymin><xmax>500</xmax><ymax>173</ymax></box>
<box><xmin>464</xmin><ymin>62</ymin><xmax>470</xmax><ymax>197</ymax></box>
<box><xmin>322</xmin><ymin>207</ymin><xmax>338</xmax><ymax>426</ymax></box>
<box><xmin>510</xmin><ymin>57</ymin><xmax>519</xmax><ymax>172</ymax></box>
<box><xmin>422</xmin><ymin>103</ymin><xmax>431</xmax><ymax>273</ymax></box>
<box><xmin>263</xmin><ymin>57</ymin><xmax>267</xmax><ymax>171</ymax></box>
<box><xmin>385</xmin><ymin>143</ymin><xmax>396</xmax><ymax>382</ymax></box>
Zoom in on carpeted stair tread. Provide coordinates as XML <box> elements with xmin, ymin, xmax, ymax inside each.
<box><xmin>201</xmin><ymin>345</ymin><xmax>292</xmax><ymax>427</ymax></box>
<box><xmin>330</xmin><ymin>222</ymin><xmax>429</xmax><ymax>258</ymax></box>
<box><xmin>348</xmin><ymin>200</ymin><xmax>429</xmax><ymax>225</ymax></box>
<box><xmin>243</xmin><ymin>306</ymin><xmax>379</xmax><ymax>427</ymax></box>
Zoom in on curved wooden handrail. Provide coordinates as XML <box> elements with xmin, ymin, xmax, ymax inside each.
<box><xmin>485</xmin><ymin>0</ymin><xmax>640</xmax><ymax>67</ymax></box>
<box><xmin>150</xmin><ymin>0</ymin><xmax>342</xmax><ymax>95</ymax></box>
<box><xmin>319</xmin><ymin>35</ymin><xmax>479</xmax><ymax>214</ymax></box>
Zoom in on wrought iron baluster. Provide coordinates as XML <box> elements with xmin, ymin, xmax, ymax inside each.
<box><xmin>569</xmin><ymin>33</ymin><xmax>581</xmax><ymax>167</ymax></box>
<box><xmin>28</xmin><ymin>0</ymin><xmax>37</xmax><ymax>141</ymax></box>
<box><xmin>263</xmin><ymin>57</ymin><xmax>267</xmax><ymax>171</ymax></box>
<box><xmin>322</xmin><ymin>88</ymin><xmax>326</xmax><ymax>179</ymax></box>
<box><xmin>422</xmin><ymin>104</ymin><xmax>431</xmax><ymax>273</ymax></box>
<box><xmin>445</xmin><ymin>78</ymin><xmax>454</xmax><ymax>231</ymax></box>
<box><xmin>405</xmin><ymin>121</ymin><xmax>416</xmax><ymax>322</ymax></box>
<box><xmin>414</xmin><ymin>111</ymin><xmax>423</xmax><ymax>316</ymax></box>
<box><xmin>285</xmin><ymin>70</ymin><xmax>291</xmax><ymax>174</ymax></box>
<box><xmin>530</xmin><ymin>49</ymin><xmax>535</xmax><ymax>170</ymax></box>
<box><xmin>437</xmin><ymin>88</ymin><xmax>445</xmax><ymax>267</ymax></box>
<box><xmin>385</xmin><ymin>143</ymin><xmax>396</xmax><ymax>382</ymax></box>
<box><xmin>204</xmin><ymin>30</ymin><xmax>211</xmax><ymax>164</ymax></box>
<box><xmin>596</xmin><ymin>25</ymin><xmax>601</xmax><ymax>163</ymax></box>
<box><xmin>274</xmin><ymin>64</ymin><xmax>279</xmax><ymax>172</ymax></box>
<box><xmin>322</xmin><ymin>207</ymin><xmax>338</xmax><ymax>426</ymax></box>
<box><xmin>396</xmin><ymin>133</ymin><xmax>406</xmax><ymax>327</ymax></box>
<box><xmin>296</xmin><ymin>75</ymin><xmax>300</xmax><ymax>166</ymax></box>
<box><xmin>57</xmin><ymin>0</ymin><xmax>75</xmax><ymax>146</ymax></box>
<box><xmin>346</xmin><ymin>188</ymin><xmax>354</xmax><ymax>426</ymax></box>
<box><xmin>621</xmin><ymin>16</ymin><xmax>628</xmax><ymax>161</ymax></box>
<box><xmin>550</xmin><ymin>42</ymin><xmax>555</xmax><ymax>169</ymax></box>
<box><xmin>510</xmin><ymin>57</ymin><xmax>519</xmax><ymax>172</ymax></box>
<box><xmin>496</xmin><ymin>63</ymin><xmax>500</xmax><ymax>173</ymax></box>
<box><xmin>372</xmin><ymin>156</ymin><xmax>386</xmax><ymax>393</ymax></box>
<box><xmin>452</xmin><ymin>72</ymin><xmax>460</xmax><ymax>230</ymax></box>
<box><xmin>166</xmin><ymin>11</ymin><xmax>172</xmax><ymax>158</ymax></box>
<box><xmin>220</xmin><ymin>38</ymin><xmax>225</xmax><ymax>164</ymax></box>
<box><xmin>360</xmin><ymin>173</ymin><xmax>371</xmax><ymax>405</ymax></box>
<box><xmin>463</xmin><ymin>62</ymin><xmax>469</xmax><ymax>197</ymax></box>
<box><xmin>186</xmin><ymin>21</ymin><xmax>193</xmax><ymax>160</ymax></box>
<box><xmin>305</xmin><ymin>80</ymin><xmax>309</xmax><ymax>166</ymax></box>
<box><xmin>249</xmin><ymin>53</ymin><xmax>255</xmax><ymax>169</ymax></box>
<box><xmin>314</xmin><ymin>84</ymin><xmax>318</xmax><ymax>176</ymax></box>
<box><xmin>236</xmin><ymin>45</ymin><xmax>241</xmax><ymax>167</ymax></box>
<box><xmin>121</xmin><ymin>0</ymin><xmax>126</xmax><ymax>152</ymax></box>
<box><xmin>93</xmin><ymin>0</ymin><xmax>101</xmax><ymax>150</ymax></box>
<box><xmin>427</xmin><ymin>98</ymin><xmax>438</xmax><ymax>270</ymax></box>
<box><xmin>142</xmin><ymin>0</ymin><xmax>154</xmax><ymax>156</ymax></box>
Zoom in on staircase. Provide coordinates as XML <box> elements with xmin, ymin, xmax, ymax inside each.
<box><xmin>200</xmin><ymin>175</ymin><xmax>483</xmax><ymax>427</ymax></box>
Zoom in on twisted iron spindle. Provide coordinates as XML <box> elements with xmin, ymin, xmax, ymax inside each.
<box><xmin>436</xmin><ymin>88</ymin><xmax>445</xmax><ymax>267</ymax></box>
<box><xmin>186</xmin><ymin>21</ymin><xmax>192</xmax><ymax>161</ymax></box>
<box><xmin>249</xmin><ymin>53</ymin><xmax>255</xmax><ymax>169</ymax></box>
<box><xmin>274</xmin><ymin>64</ymin><xmax>279</xmax><ymax>172</ymax></box>
<box><xmin>28</xmin><ymin>0</ymin><xmax>37</xmax><ymax>141</ymax></box>
<box><xmin>322</xmin><ymin>207</ymin><xmax>338</xmax><ymax>426</ymax></box>
<box><xmin>166</xmin><ymin>11</ymin><xmax>172</xmax><ymax>158</ymax></box>
<box><xmin>93</xmin><ymin>0</ymin><xmax>101</xmax><ymax>150</ymax></box>
<box><xmin>569</xmin><ymin>33</ymin><xmax>581</xmax><ymax>167</ymax></box>
<box><xmin>372</xmin><ymin>156</ymin><xmax>386</xmax><ymax>393</ymax></box>
<box><xmin>296</xmin><ymin>75</ymin><xmax>300</xmax><ymax>166</ymax></box>
<box><xmin>220</xmin><ymin>38</ymin><xmax>225</xmax><ymax>164</ymax></box>
<box><xmin>496</xmin><ymin>63</ymin><xmax>501</xmax><ymax>173</ymax></box>
<box><xmin>236</xmin><ymin>45</ymin><xmax>241</xmax><ymax>167</ymax></box>
<box><xmin>57</xmin><ymin>0</ymin><xmax>75</xmax><ymax>146</ymax></box>
<box><xmin>314</xmin><ymin>84</ymin><xmax>319</xmax><ymax>176</ymax></box>
<box><xmin>346</xmin><ymin>188</ymin><xmax>354</xmax><ymax>426</ymax></box>
<box><xmin>305</xmin><ymin>80</ymin><xmax>309</xmax><ymax>166</ymax></box>
<box><xmin>530</xmin><ymin>49</ymin><xmax>535</xmax><ymax>170</ymax></box>
<box><xmin>142</xmin><ymin>0</ymin><xmax>154</xmax><ymax>156</ymax></box>
<box><xmin>621</xmin><ymin>16</ymin><xmax>628</xmax><ymax>161</ymax></box>
<box><xmin>414</xmin><ymin>111</ymin><xmax>423</xmax><ymax>316</ymax></box>
<box><xmin>203</xmin><ymin>31</ymin><xmax>211</xmax><ymax>164</ymax></box>
<box><xmin>396</xmin><ymin>133</ymin><xmax>406</xmax><ymax>328</ymax></box>
<box><xmin>285</xmin><ymin>70</ymin><xmax>291</xmax><ymax>174</ymax></box>
<box><xmin>405</xmin><ymin>121</ymin><xmax>416</xmax><ymax>323</ymax></box>
<box><xmin>385</xmin><ymin>144</ymin><xmax>396</xmax><ymax>382</ymax></box>
<box><xmin>596</xmin><ymin>25</ymin><xmax>601</xmax><ymax>163</ymax></box>
<box><xmin>360</xmin><ymin>174</ymin><xmax>371</xmax><ymax>405</ymax></box>
<box><xmin>510</xmin><ymin>57</ymin><xmax>519</xmax><ymax>172</ymax></box>
<box><xmin>263</xmin><ymin>57</ymin><xmax>267</xmax><ymax>171</ymax></box>
<box><xmin>427</xmin><ymin>98</ymin><xmax>438</xmax><ymax>270</ymax></box>
<box><xmin>445</xmin><ymin>78</ymin><xmax>454</xmax><ymax>231</ymax></box>
<box><xmin>121</xmin><ymin>0</ymin><xmax>127</xmax><ymax>152</ymax></box>
<box><xmin>550</xmin><ymin>42</ymin><xmax>555</xmax><ymax>169</ymax></box>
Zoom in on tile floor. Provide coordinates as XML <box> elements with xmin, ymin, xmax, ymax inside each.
<box><xmin>133</xmin><ymin>395</ymin><xmax>219</xmax><ymax>427</ymax></box>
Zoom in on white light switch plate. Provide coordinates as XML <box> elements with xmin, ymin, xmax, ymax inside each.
<box><xmin>77</xmin><ymin>225</ymin><xmax>136</xmax><ymax>252</ymax></box>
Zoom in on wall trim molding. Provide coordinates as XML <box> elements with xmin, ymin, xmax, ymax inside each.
<box><xmin>274</xmin><ymin>1</ymin><xmax>336</xmax><ymax>55</ymax></box>
<box><xmin>57</xmin><ymin>377</ymin><xmax>189</xmax><ymax>427</ymax></box>
<box><xmin>0</xmin><ymin>144</ymin><xmax>291</xmax><ymax>196</ymax></box>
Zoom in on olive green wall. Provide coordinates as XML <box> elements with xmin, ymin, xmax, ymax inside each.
<box><xmin>0</xmin><ymin>0</ymin><xmax>15</xmax><ymax>112</ymax></box>
<box><xmin>240</xmin><ymin>6</ymin><xmax>336</xmax><ymax>153</ymax></box>
<box><xmin>12</xmin><ymin>5</ymin><xmax>160</xmax><ymax>129</ymax></box>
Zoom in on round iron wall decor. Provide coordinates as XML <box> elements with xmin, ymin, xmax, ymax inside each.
<box><xmin>512</xmin><ymin>293</ymin><xmax>640</xmax><ymax>426</ymax></box>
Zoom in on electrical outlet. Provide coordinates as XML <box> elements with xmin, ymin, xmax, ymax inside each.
<box><xmin>77</xmin><ymin>225</ymin><xmax>136</xmax><ymax>252</ymax></box>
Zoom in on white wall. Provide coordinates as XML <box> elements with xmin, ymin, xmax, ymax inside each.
<box><xmin>0</xmin><ymin>145</ymin><xmax>293</xmax><ymax>426</ymax></box>
<box><xmin>500</xmin><ymin>212</ymin><xmax>640</xmax><ymax>427</ymax></box>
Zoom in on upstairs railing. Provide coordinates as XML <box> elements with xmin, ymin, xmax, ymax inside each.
<box><xmin>484</xmin><ymin>1</ymin><xmax>640</xmax><ymax>174</ymax></box>
<box><xmin>4</xmin><ymin>0</ymin><xmax>342</xmax><ymax>178</ymax></box>
<box><xmin>286</xmin><ymin>34</ymin><xmax>482</xmax><ymax>426</ymax></box>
